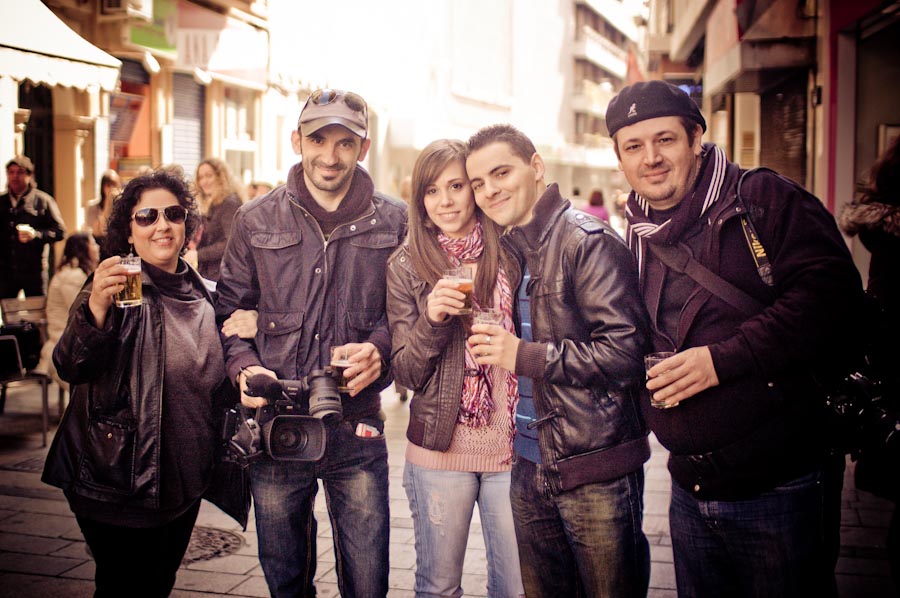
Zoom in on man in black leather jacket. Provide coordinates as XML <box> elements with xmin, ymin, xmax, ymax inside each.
<box><xmin>465</xmin><ymin>124</ymin><xmax>651</xmax><ymax>598</ymax></box>
<box><xmin>215</xmin><ymin>89</ymin><xmax>407</xmax><ymax>598</ymax></box>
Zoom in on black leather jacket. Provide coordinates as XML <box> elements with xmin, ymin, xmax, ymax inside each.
<box><xmin>506</xmin><ymin>184</ymin><xmax>651</xmax><ymax>493</ymax></box>
<box><xmin>41</xmin><ymin>262</ymin><xmax>248</xmax><ymax>527</ymax></box>
<box><xmin>215</xmin><ymin>164</ymin><xmax>408</xmax><ymax>420</ymax></box>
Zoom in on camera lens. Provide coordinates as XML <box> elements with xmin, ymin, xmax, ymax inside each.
<box><xmin>308</xmin><ymin>369</ymin><xmax>343</xmax><ymax>421</ymax></box>
<box><xmin>263</xmin><ymin>416</ymin><xmax>327</xmax><ymax>461</ymax></box>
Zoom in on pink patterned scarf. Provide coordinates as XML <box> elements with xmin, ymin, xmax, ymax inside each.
<box><xmin>438</xmin><ymin>221</ymin><xmax>519</xmax><ymax>450</ymax></box>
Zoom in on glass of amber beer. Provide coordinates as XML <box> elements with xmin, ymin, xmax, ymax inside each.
<box><xmin>443</xmin><ymin>266</ymin><xmax>474</xmax><ymax>315</ymax></box>
<box><xmin>330</xmin><ymin>346</ymin><xmax>353</xmax><ymax>393</ymax></box>
<box><xmin>115</xmin><ymin>255</ymin><xmax>143</xmax><ymax>308</ymax></box>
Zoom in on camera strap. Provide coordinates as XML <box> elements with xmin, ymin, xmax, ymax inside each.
<box><xmin>648</xmin><ymin>242</ymin><xmax>765</xmax><ymax>317</ymax></box>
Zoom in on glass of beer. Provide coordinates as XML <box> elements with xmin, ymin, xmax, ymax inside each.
<box><xmin>444</xmin><ymin>266</ymin><xmax>474</xmax><ymax>315</ymax></box>
<box><xmin>115</xmin><ymin>255</ymin><xmax>143</xmax><ymax>308</ymax></box>
<box><xmin>473</xmin><ymin>307</ymin><xmax>504</xmax><ymax>327</ymax></box>
<box><xmin>330</xmin><ymin>346</ymin><xmax>353</xmax><ymax>393</ymax></box>
<box><xmin>644</xmin><ymin>351</ymin><xmax>677</xmax><ymax>408</ymax></box>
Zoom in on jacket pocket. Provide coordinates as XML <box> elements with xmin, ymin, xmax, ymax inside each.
<box><xmin>257</xmin><ymin>310</ymin><xmax>305</xmax><ymax>377</ymax></box>
<box><xmin>78</xmin><ymin>414</ymin><xmax>137</xmax><ymax>494</ymax></box>
<box><xmin>249</xmin><ymin>231</ymin><xmax>304</xmax><ymax>292</ymax></box>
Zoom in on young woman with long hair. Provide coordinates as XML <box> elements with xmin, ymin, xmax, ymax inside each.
<box><xmin>386</xmin><ymin>139</ymin><xmax>524</xmax><ymax>597</ymax></box>
<box><xmin>188</xmin><ymin>157</ymin><xmax>243</xmax><ymax>281</ymax></box>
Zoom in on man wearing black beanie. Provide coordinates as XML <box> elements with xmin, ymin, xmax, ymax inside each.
<box><xmin>609</xmin><ymin>80</ymin><xmax>864</xmax><ymax>597</ymax></box>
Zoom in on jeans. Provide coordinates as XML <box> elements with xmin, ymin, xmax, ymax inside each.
<box><xmin>510</xmin><ymin>458</ymin><xmax>650</xmax><ymax>598</ymax></box>
<box><xmin>250</xmin><ymin>416</ymin><xmax>390</xmax><ymax>598</ymax></box>
<box><xmin>403</xmin><ymin>462</ymin><xmax>524</xmax><ymax>598</ymax></box>
<box><xmin>76</xmin><ymin>499</ymin><xmax>200</xmax><ymax>598</ymax></box>
<box><xmin>669</xmin><ymin>467</ymin><xmax>835</xmax><ymax>598</ymax></box>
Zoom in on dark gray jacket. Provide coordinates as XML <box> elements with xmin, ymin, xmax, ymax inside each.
<box><xmin>215</xmin><ymin>165</ymin><xmax>407</xmax><ymax>421</ymax></box>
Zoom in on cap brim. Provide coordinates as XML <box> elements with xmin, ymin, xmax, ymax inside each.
<box><xmin>299</xmin><ymin>116</ymin><xmax>366</xmax><ymax>138</ymax></box>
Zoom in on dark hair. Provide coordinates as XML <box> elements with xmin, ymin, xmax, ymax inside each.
<box><xmin>408</xmin><ymin>139</ymin><xmax>508</xmax><ymax>307</ymax></box>
<box><xmin>59</xmin><ymin>232</ymin><xmax>97</xmax><ymax>275</ymax></box>
<box><xmin>466</xmin><ymin>124</ymin><xmax>537</xmax><ymax>165</ymax></box>
<box><xmin>98</xmin><ymin>169</ymin><xmax>121</xmax><ymax>211</ymax></box>
<box><xmin>588</xmin><ymin>189</ymin><xmax>604</xmax><ymax>206</ymax></box>
<box><xmin>611</xmin><ymin>116</ymin><xmax>702</xmax><ymax>160</ymax></box>
<box><xmin>860</xmin><ymin>135</ymin><xmax>900</xmax><ymax>205</ymax></box>
<box><xmin>104</xmin><ymin>169</ymin><xmax>200</xmax><ymax>258</ymax></box>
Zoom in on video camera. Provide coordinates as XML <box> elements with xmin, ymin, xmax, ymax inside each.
<box><xmin>224</xmin><ymin>369</ymin><xmax>343</xmax><ymax>464</ymax></box>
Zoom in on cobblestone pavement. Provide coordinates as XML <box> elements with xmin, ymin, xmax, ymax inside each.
<box><xmin>0</xmin><ymin>383</ymin><xmax>894</xmax><ymax>597</ymax></box>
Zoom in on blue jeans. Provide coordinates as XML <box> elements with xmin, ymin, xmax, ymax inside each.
<box><xmin>249</xmin><ymin>416</ymin><xmax>390</xmax><ymax>598</ymax></box>
<box><xmin>669</xmin><ymin>467</ymin><xmax>834</xmax><ymax>598</ymax></box>
<box><xmin>403</xmin><ymin>462</ymin><xmax>524</xmax><ymax>598</ymax></box>
<box><xmin>510</xmin><ymin>458</ymin><xmax>650</xmax><ymax>598</ymax></box>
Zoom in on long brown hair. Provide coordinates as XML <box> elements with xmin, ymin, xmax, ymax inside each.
<box><xmin>195</xmin><ymin>157</ymin><xmax>242</xmax><ymax>212</ymax></box>
<box><xmin>408</xmin><ymin>139</ymin><xmax>508</xmax><ymax>307</ymax></box>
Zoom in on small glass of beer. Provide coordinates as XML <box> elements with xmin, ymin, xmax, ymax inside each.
<box><xmin>115</xmin><ymin>255</ymin><xmax>143</xmax><ymax>308</ymax></box>
<box><xmin>443</xmin><ymin>265</ymin><xmax>474</xmax><ymax>315</ymax></box>
<box><xmin>330</xmin><ymin>346</ymin><xmax>353</xmax><ymax>393</ymax></box>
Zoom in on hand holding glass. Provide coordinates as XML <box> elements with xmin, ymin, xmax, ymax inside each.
<box><xmin>644</xmin><ymin>351</ymin><xmax>677</xmax><ymax>409</ymax></box>
<box><xmin>443</xmin><ymin>266</ymin><xmax>474</xmax><ymax>315</ymax></box>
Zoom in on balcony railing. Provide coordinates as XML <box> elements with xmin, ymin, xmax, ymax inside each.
<box><xmin>573</xmin><ymin>25</ymin><xmax>628</xmax><ymax>79</ymax></box>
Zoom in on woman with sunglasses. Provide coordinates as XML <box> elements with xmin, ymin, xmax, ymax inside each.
<box><xmin>386</xmin><ymin>139</ymin><xmax>524</xmax><ymax>597</ymax></box>
<box><xmin>186</xmin><ymin>157</ymin><xmax>243</xmax><ymax>281</ymax></box>
<box><xmin>43</xmin><ymin>170</ymin><xmax>247</xmax><ymax>597</ymax></box>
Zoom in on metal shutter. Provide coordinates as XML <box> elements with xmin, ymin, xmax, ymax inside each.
<box><xmin>172</xmin><ymin>73</ymin><xmax>205</xmax><ymax>177</ymax></box>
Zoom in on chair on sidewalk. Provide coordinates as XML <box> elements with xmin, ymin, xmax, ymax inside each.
<box><xmin>0</xmin><ymin>335</ymin><xmax>51</xmax><ymax>447</ymax></box>
<box><xmin>0</xmin><ymin>295</ymin><xmax>65</xmax><ymax>421</ymax></box>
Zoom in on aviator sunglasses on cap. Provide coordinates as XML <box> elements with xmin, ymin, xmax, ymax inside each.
<box><xmin>305</xmin><ymin>89</ymin><xmax>367</xmax><ymax>117</ymax></box>
<box><xmin>131</xmin><ymin>205</ymin><xmax>188</xmax><ymax>227</ymax></box>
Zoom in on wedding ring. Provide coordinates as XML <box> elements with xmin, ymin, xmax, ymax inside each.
<box><xmin>486</xmin><ymin>335</ymin><xmax>492</xmax><ymax>345</ymax></box>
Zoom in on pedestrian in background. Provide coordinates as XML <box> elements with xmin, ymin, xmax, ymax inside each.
<box><xmin>582</xmin><ymin>188</ymin><xmax>610</xmax><ymax>222</ymax></box>
<box><xmin>187</xmin><ymin>157</ymin><xmax>243</xmax><ymax>281</ymax></box>
<box><xmin>0</xmin><ymin>155</ymin><xmax>66</xmax><ymax>297</ymax></box>
<box><xmin>840</xmin><ymin>133</ymin><xmax>900</xmax><ymax>589</ymax></box>
<box><xmin>386</xmin><ymin>139</ymin><xmax>524</xmax><ymax>597</ymax></box>
<box><xmin>216</xmin><ymin>88</ymin><xmax>407</xmax><ymax>597</ymax></box>
<box><xmin>86</xmin><ymin>169</ymin><xmax>121</xmax><ymax>252</ymax></box>
<box><xmin>466</xmin><ymin>124</ymin><xmax>651</xmax><ymax>598</ymax></box>
<box><xmin>35</xmin><ymin>232</ymin><xmax>100</xmax><ymax>391</ymax></box>
<box><xmin>42</xmin><ymin>169</ymin><xmax>247</xmax><ymax>597</ymax></box>
<box><xmin>611</xmin><ymin>80</ymin><xmax>865</xmax><ymax>597</ymax></box>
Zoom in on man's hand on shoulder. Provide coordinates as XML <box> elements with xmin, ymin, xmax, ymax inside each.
<box><xmin>645</xmin><ymin>346</ymin><xmax>719</xmax><ymax>407</ymax></box>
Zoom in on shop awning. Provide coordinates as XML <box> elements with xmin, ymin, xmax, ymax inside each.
<box><xmin>0</xmin><ymin>0</ymin><xmax>120</xmax><ymax>91</ymax></box>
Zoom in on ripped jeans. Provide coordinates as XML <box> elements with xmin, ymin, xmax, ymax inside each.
<box><xmin>403</xmin><ymin>462</ymin><xmax>524</xmax><ymax>598</ymax></box>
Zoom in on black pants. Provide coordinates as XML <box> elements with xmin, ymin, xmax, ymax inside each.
<box><xmin>0</xmin><ymin>271</ymin><xmax>43</xmax><ymax>298</ymax></box>
<box><xmin>75</xmin><ymin>500</ymin><xmax>201</xmax><ymax>598</ymax></box>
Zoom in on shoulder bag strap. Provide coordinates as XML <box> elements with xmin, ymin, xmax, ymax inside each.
<box><xmin>648</xmin><ymin>242</ymin><xmax>766</xmax><ymax>316</ymax></box>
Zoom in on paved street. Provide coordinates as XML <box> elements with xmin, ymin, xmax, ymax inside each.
<box><xmin>0</xmin><ymin>382</ymin><xmax>895</xmax><ymax>597</ymax></box>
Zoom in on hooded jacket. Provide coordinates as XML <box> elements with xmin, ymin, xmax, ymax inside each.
<box><xmin>504</xmin><ymin>184</ymin><xmax>651</xmax><ymax>493</ymax></box>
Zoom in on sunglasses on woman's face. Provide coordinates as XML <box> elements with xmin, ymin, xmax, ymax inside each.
<box><xmin>131</xmin><ymin>205</ymin><xmax>188</xmax><ymax>227</ymax></box>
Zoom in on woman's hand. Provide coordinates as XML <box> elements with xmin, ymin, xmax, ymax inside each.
<box><xmin>425</xmin><ymin>279</ymin><xmax>466</xmax><ymax>323</ymax></box>
<box><xmin>222</xmin><ymin>309</ymin><xmax>259</xmax><ymax>339</ymax></box>
<box><xmin>88</xmin><ymin>256</ymin><xmax>128</xmax><ymax>328</ymax></box>
<box><xmin>468</xmin><ymin>324</ymin><xmax>520</xmax><ymax>372</ymax></box>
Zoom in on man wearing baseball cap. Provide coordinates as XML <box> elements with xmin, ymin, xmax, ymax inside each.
<box><xmin>1</xmin><ymin>155</ymin><xmax>66</xmax><ymax>297</ymax></box>
<box><xmin>216</xmin><ymin>89</ymin><xmax>407</xmax><ymax>597</ymax></box>
<box><xmin>609</xmin><ymin>80</ymin><xmax>863</xmax><ymax>596</ymax></box>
